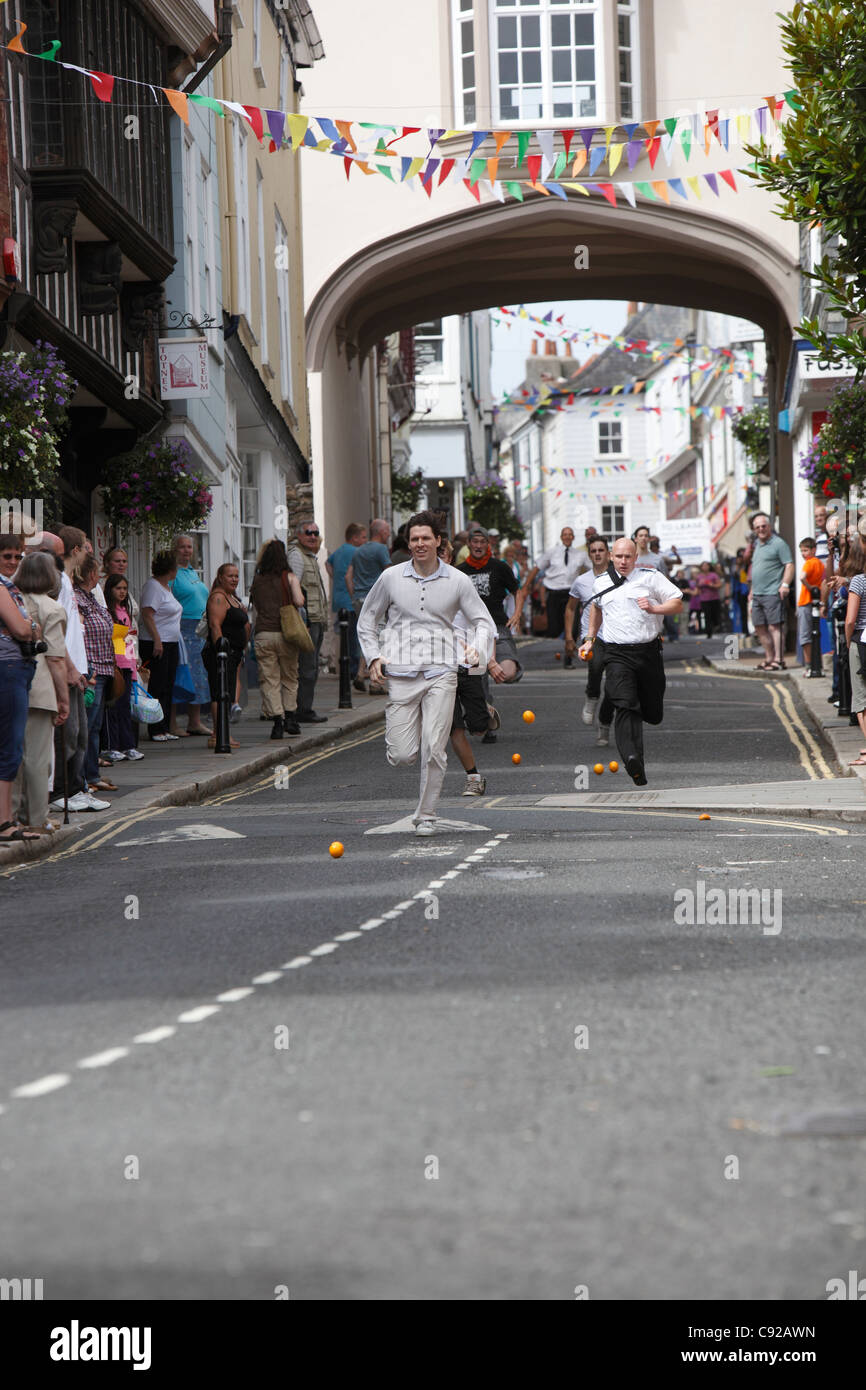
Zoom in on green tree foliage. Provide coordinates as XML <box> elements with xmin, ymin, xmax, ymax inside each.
<box><xmin>744</xmin><ymin>1</ymin><xmax>866</xmax><ymax>376</ymax></box>
<box><xmin>463</xmin><ymin>476</ymin><xmax>525</xmax><ymax>540</ymax></box>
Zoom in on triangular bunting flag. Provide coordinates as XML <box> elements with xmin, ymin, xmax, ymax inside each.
<box><xmin>526</xmin><ymin>154</ymin><xmax>542</xmax><ymax>184</ymax></box>
<box><xmin>516</xmin><ymin>131</ymin><xmax>531</xmax><ymax>166</ymax></box>
<box><xmin>668</xmin><ymin>177</ymin><xmax>688</xmax><ymax>200</ymax></box>
<box><xmin>190</xmin><ymin>93</ymin><xmax>225</xmax><ymax>116</ymax></box>
<box><xmin>469</xmin><ymin>157</ymin><xmax>485</xmax><ymax>185</ymax></box>
<box><xmin>622</xmin><ymin>123</ymin><xmax>640</xmax><ymax>141</ymax></box>
<box><xmin>335</xmin><ymin>119</ymin><xmax>357</xmax><ymax>152</ymax></box>
<box><xmin>646</xmin><ymin>136</ymin><xmax>662</xmax><ymax>168</ymax></box>
<box><xmin>580</xmin><ymin>127</ymin><xmax>599</xmax><ymax>152</ymax></box>
<box><xmin>562</xmin><ymin>182</ymin><xmax>590</xmax><ymax>197</ymax></box>
<box><xmin>643</xmin><ymin>119</ymin><xmax>659</xmax><ymax>140</ymax></box>
<box><xmin>243</xmin><ymin>105</ymin><xmax>264</xmax><ymax>141</ymax></box>
<box><xmin>542</xmin><ymin>181</ymin><xmax>569</xmax><ymax>201</ymax></box>
<box><xmin>561</xmin><ymin>129</ymin><xmax>575</xmax><ymax>159</ymax></box>
<box><xmin>463</xmin><ymin>179</ymin><xmax>481</xmax><ymax>202</ymax></box>
<box><xmin>162</xmin><ymin>87</ymin><xmax>188</xmax><ymax>123</ymax></box>
<box><xmin>681</xmin><ymin>127</ymin><xmax>692</xmax><ymax>160</ymax></box>
<box><xmin>287</xmin><ymin>114</ymin><xmax>309</xmax><ymax>149</ymax></box>
<box><xmin>719</xmin><ymin>168</ymin><xmax>737</xmax><ymax>192</ymax></box>
<box><xmin>438</xmin><ymin>158</ymin><xmax>455</xmax><ymax>185</ymax></box>
<box><xmin>552</xmin><ymin>150</ymin><xmax>568</xmax><ymax>179</ymax></box>
<box><xmin>7</xmin><ymin>22</ymin><xmax>27</xmax><ymax>53</ymax></box>
<box><xmin>596</xmin><ymin>182</ymin><xmax>617</xmax><ymax>208</ymax></box>
<box><xmin>486</xmin><ymin>156</ymin><xmax>499</xmax><ymax>182</ymax></box>
<box><xmin>469</xmin><ymin>130</ymin><xmax>489</xmax><ymax>158</ymax></box>
<box><xmin>589</xmin><ymin>146</ymin><xmax>606</xmax><ymax>175</ymax></box>
<box><xmin>704</xmin><ymin>172</ymin><xmax>720</xmax><ymax>196</ymax></box>
<box><xmin>620</xmin><ymin>181</ymin><xmax>637</xmax><ymax>209</ymax></box>
<box><xmin>626</xmin><ymin>140</ymin><xmax>643</xmax><ymax>171</ymax></box>
<box><xmin>86</xmin><ymin>71</ymin><xmax>116</xmax><ymax>103</ymax></box>
<box><xmin>634</xmin><ymin>181</ymin><xmax>656</xmax><ymax>200</ymax></box>
<box><xmin>493</xmin><ymin>130</ymin><xmax>511</xmax><ymax>156</ymax></box>
<box><xmin>266</xmin><ymin>109</ymin><xmax>286</xmax><ymax>147</ymax></box>
<box><xmin>571</xmin><ymin>148</ymin><xmax>588</xmax><ymax>175</ymax></box>
<box><xmin>663</xmin><ymin>116</ymin><xmax>678</xmax><ymax>138</ymax></box>
<box><xmin>316</xmin><ymin>116</ymin><xmax>340</xmax><ymax>142</ymax></box>
<box><xmin>608</xmin><ymin>143</ymin><xmax>624</xmax><ymax>175</ymax></box>
<box><xmin>686</xmin><ymin>175</ymin><xmax>702</xmax><ymax>199</ymax></box>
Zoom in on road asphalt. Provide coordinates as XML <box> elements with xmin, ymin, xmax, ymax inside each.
<box><xmin>1</xmin><ymin>634</ymin><xmax>864</xmax><ymax>1300</ymax></box>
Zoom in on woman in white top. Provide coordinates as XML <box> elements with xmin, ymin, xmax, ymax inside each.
<box><xmin>139</xmin><ymin>551</ymin><xmax>183</xmax><ymax>741</ymax></box>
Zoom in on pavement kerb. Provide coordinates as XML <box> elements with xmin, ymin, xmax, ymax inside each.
<box><xmin>0</xmin><ymin>705</ymin><xmax>386</xmax><ymax>875</ymax></box>
<box><xmin>701</xmin><ymin>653</ymin><xmax>866</xmax><ymax>814</ymax></box>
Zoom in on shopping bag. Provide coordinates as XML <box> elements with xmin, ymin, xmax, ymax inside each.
<box><xmin>130</xmin><ymin>679</ymin><xmax>164</xmax><ymax>724</ymax></box>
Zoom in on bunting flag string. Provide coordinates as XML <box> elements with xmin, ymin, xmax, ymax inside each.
<box><xmin>0</xmin><ymin>32</ymin><xmax>793</xmax><ymax>211</ymax></box>
<box><xmin>490</xmin><ymin>306</ymin><xmax>758</xmax><ymax>360</ymax></box>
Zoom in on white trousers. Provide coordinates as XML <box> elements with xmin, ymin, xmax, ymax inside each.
<box><xmin>385</xmin><ymin>669</ymin><xmax>458</xmax><ymax>823</ymax></box>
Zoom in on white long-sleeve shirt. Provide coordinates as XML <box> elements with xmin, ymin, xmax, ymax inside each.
<box><xmin>592</xmin><ymin>567</ymin><xmax>681</xmax><ymax>645</ymax></box>
<box><xmin>357</xmin><ymin>560</ymin><xmax>497</xmax><ymax>677</ymax></box>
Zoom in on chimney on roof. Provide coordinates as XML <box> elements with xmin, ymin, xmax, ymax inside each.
<box><xmin>544</xmin><ymin>339</ymin><xmax>558</xmax><ymax>356</ymax></box>
<box><xmin>530</xmin><ymin>340</ymin><xmax>538</xmax><ymax>355</ymax></box>
<box><xmin>627</xmin><ymin>301</ymin><xmax>639</xmax><ymax>317</ymax></box>
<box><xmin>564</xmin><ymin>341</ymin><xmax>572</xmax><ymax>358</ymax></box>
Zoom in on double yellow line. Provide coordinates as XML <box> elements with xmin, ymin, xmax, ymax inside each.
<box><xmin>679</xmin><ymin>662</ymin><xmax>834</xmax><ymax>780</ymax></box>
<box><xmin>2</xmin><ymin>726</ymin><xmax>385</xmax><ymax>877</ymax></box>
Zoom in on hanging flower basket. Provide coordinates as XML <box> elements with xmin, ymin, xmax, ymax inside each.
<box><xmin>100</xmin><ymin>437</ymin><xmax>214</xmax><ymax>543</ymax></box>
<box><xmin>0</xmin><ymin>341</ymin><xmax>74</xmax><ymax>524</ymax></box>
<box><xmin>799</xmin><ymin>380</ymin><xmax>866</xmax><ymax>497</ymax></box>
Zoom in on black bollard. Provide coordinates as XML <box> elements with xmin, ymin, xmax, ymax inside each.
<box><xmin>809</xmin><ymin>586</ymin><xmax>823</xmax><ymax>677</ymax></box>
<box><xmin>834</xmin><ymin>603</ymin><xmax>852</xmax><ymax>717</ymax></box>
<box><xmin>215</xmin><ymin>637</ymin><xmax>232</xmax><ymax>753</ymax></box>
<box><xmin>337</xmin><ymin>606</ymin><xmax>353</xmax><ymax>710</ymax></box>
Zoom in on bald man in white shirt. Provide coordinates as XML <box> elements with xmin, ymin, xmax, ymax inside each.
<box><xmin>580</xmin><ymin>537</ymin><xmax>683</xmax><ymax>785</ymax></box>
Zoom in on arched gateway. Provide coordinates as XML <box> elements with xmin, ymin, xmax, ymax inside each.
<box><xmin>305</xmin><ymin>191</ymin><xmax>799</xmax><ymax>547</ymax></box>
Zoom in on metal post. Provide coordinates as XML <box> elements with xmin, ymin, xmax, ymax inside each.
<box><xmin>337</xmin><ymin>606</ymin><xmax>352</xmax><ymax>709</ymax></box>
<box><xmin>215</xmin><ymin>638</ymin><xmax>232</xmax><ymax>753</ymax></box>
<box><xmin>835</xmin><ymin>607</ymin><xmax>852</xmax><ymax>718</ymax></box>
<box><xmin>809</xmin><ymin>587</ymin><xmax>823</xmax><ymax>677</ymax></box>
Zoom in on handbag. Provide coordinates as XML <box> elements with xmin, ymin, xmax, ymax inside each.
<box><xmin>130</xmin><ymin>678</ymin><xmax>164</xmax><ymax>724</ymax></box>
<box><xmin>280</xmin><ymin>571</ymin><xmax>314</xmax><ymax>652</ymax></box>
<box><xmin>172</xmin><ymin>631</ymin><xmax>197</xmax><ymax>702</ymax></box>
<box><xmin>105</xmin><ymin>663</ymin><xmax>126</xmax><ymax>706</ymax></box>
<box><xmin>195</xmin><ymin>614</ymin><xmax>209</xmax><ymax>640</ymax></box>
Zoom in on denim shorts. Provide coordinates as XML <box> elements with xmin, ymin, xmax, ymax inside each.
<box><xmin>0</xmin><ymin>658</ymin><xmax>35</xmax><ymax>781</ymax></box>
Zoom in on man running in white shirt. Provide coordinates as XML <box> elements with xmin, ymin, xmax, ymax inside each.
<box><xmin>579</xmin><ymin>537</ymin><xmax>683</xmax><ymax>786</ymax></box>
<box><xmin>357</xmin><ymin>511</ymin><xmax>496</xmax><ymax>835</ymax></box>
<box><xmin>564</xmin><ymin>534</ymin><xmax>615</xmax><ymax>740</ymax></box>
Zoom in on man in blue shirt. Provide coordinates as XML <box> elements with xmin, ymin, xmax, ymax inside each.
<box><xmin>326</xmin><ymin>522</ymin><xmax>366</xmax><ymax>682</ymax></box>
<box><xmin>348</xmin><ymin>519</ymin><xmax>392</xmax><ymax>692</ymax></box>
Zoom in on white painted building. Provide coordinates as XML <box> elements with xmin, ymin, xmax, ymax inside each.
<box><xmin>406</xmin><ymin>311</ymin><xmax>494</xmax><ymax>528</ymax></box>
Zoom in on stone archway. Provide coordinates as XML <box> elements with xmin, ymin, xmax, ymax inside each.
<box><xmin>306</xmin><ymin>194</ymin><xmax>799</xmax><ymax>544</ymax></box>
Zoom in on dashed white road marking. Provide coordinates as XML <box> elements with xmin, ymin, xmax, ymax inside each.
<box><xmin>134</xmin><ymin>1026</ymin><xmax>176</xmax><ymax>1044</ymax></box>
<box><xmin>178</xmin><ymin>1005</ymin><xmax>221</xmax><ymax>1023</ymax></box>
<box><xmin>77</xmin><ymin>1048</ymin><xmax>130</xmax><ymax>1069</ymax></box>
<box><xmin>3</xmin><ymin>831</ymin><xmax>512</xmax><ymax>1114</ymax></box>
<box><xmin>12</xmin><ymin>1074</ymin><xmax>71</xmax><ymax>1098</ymax></box>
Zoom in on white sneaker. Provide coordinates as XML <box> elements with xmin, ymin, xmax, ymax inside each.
<box><xmin>230</xmin><ymin>703</ymin><xmax>243</xmax><ymax>723</ymax></box>
<box><xmin>124</xmin><ymin>748</ymin><xmax>145</xmax><ymax>761</ymax></box>
<box><xmin>462</xmin><ymin>775</ymin><xmax>487</xmax><ymax>797</ymax></box>
<box><xmin>82</xmin><ymin>792</ymin><xmax>111</xmax><ymax>811</ymax></box>
<box><xmin>415</xmin><ymin>818</ymin><xmax>436</xmax><ymax>837</ymax></box>
<box><xmin>104</xmin><ymin>749</ymin><xmax>126</xmax><ymax>762</ymax></box>
<box><xmin>49</xmin><ymin>792</ymin><xmax>91</xmax><ymax>813</ymax></box>
<box><xmin>581</xmin><ymin>697</ymin><xmax>599</xmax><ymax>726</ymax></box>
<box><xmin>596</xmin><ymin>724</ymin><xmax>611</xmax><ymax>747</ymax></box>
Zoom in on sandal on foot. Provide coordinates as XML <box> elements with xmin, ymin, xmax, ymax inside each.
<box><xmin>0</xmin><ymin>820</ymin><xmax>40</xmax><ymax>842</ymax></box>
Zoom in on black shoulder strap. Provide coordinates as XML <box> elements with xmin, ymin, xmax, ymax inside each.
<box><xmin>605</xmin><ymin>562</ymin><xmax>628</xmax><ymax>591</ymax></box>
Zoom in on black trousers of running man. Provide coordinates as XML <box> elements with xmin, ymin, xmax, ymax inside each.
<box><xmin>600</xmin><ymin>636</ymin><xmax>666</xmax><ymax>766</ymax></box>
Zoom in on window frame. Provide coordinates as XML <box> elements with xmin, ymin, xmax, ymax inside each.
<box><xmin>600</xmin><ymin>503</ymin><xmax>625</xmax><ymax>535</ymax></box>
<box><xmin>595</xmin><ymin>417</ymin><xmax>626</xmax><ymax>458</ymax></box>
<box><xmin>256</xmin><ymin>164</ymin><xmax>268</xmax><ymax>363</ymax></box>
<box><xmin>451</xmin><ymin>1</ymin><xmax>477</xmax><ymax>127</ymax></box>
<box><xmin>414</xmin><ymin>318</ymin><xmax>446</xmax><ymax>376</ymax></box>
<box><xmin>234</xmin><ymin>119</ymin><xmax>251</xmax><ymax>322</ymax></box>
<box><xmin>274</xmin><ymin>209</ymin><xmax>293</xmax><ymax>406</ymax></box>
<box><xmin>489</xmin><ymin>0</ymin><xmax>606</xmax><ymax>126</ymax></box>
<box><xmin>616</xmin><ymin>0</ymin><xmax>640</xmax><ymax>123</ymax></box>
